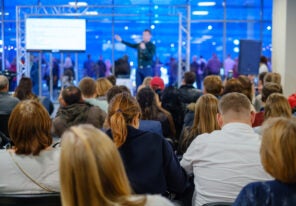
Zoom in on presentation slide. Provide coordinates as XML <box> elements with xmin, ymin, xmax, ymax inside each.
<box><xmin>25</xmin><ymin>18</ymin><xmax>86</xmax><ymax>51</ymax></box>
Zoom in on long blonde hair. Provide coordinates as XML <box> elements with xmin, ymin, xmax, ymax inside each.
<box><xmin>106</xmin><ymin>92</ymin><xmax>141</xmax><ymax>147</ymax></box>
<box><xmin>60</xmin><ymin>124</ymin><xmax>146</xmax><ymax>206</ymax></box>
<box><xmin>180</xmin><ymin>94</ymin><xmax>219</xmax><ymax>153</ymax></box>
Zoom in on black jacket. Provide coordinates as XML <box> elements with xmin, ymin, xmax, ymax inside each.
<box><xmin>179</xmin><ymin>84</ymin><xmax>202</xmax><ymax>105</ymax></box>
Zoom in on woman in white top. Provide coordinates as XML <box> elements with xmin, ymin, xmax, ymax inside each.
<box><xmin>0</xmin><ymin>100</ymin><xmax>60</xmax><ymax>194</ymax></box>
<box><xmin>60</xmin><ymin>124</ymin><xmax>174</xmax><ymax>206</ymax></box>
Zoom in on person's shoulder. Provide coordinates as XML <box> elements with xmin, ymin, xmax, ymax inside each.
<box><xmin>145</xmin><ymin>195</ymin><xmax>174</xmax><ymax>206</ymax></box>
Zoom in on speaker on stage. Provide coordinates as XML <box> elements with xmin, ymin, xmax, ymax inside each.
<box><xmin>238</xmin><ymin>39</ymin><xmax>262</xmax><ymax>75</ymax></box>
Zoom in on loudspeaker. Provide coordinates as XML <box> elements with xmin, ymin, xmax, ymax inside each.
<box><xmin>238</xmin><ymin>40</ymin><xmax>262</xmax><ymax>75</ymax></box>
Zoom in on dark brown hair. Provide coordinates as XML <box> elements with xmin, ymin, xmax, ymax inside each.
<box><xmin>79</xmin><ymin>77</ymin><xmax>97</xmax><ymax>98</ymax></box>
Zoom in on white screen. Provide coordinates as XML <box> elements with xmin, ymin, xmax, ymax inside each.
<box><xmin>25</xmin><ymin>18</ymin><xmax>86</xmax><ymax>51</ymax></box>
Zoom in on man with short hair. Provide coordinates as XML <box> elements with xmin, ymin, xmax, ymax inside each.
<box><xmin>179</xmin><ymin>71</ymin><xmax>202</xmax><ymax>105</ymax></box>
<box><xmin>52</xmin><ymin>86</ymin><xmax>106</xmax><ymax>137</ymax></box>
<box><xmin>181</xmin><ymin>92</ymin><xmax>271</xmax><ymax>206</ymax></box>
<box><xmin>203</xmin><ymin>75</ymin><xmax>223</xmax><ymax>97</ymax></box>
<box><xmin>0</xmin><ymin>75</ymin><xmax>19</xmax><ymax>115</ymax></box>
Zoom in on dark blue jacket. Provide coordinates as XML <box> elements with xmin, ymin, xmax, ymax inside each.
<box><xmin>233</xmin><ymin>180</ymin><xmax>296</xmax><ymax>206</ymax></box>
<box><xmin>106</xmin><ymin>126</ymin><xmax>187</xmax><ymax>195</ymax></box>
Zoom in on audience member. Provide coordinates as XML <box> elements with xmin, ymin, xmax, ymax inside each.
<box><xmin>263</xmin><ymin>72</ymin><xmax>281</xmax><ymax>85</ymax></box>
<box><xmin>181</xmin><ymin>92</ymin><xmax>271</xmax><ymax>205</ymax></box>
<box><xmin>254</xmin><ymin>93</ymin><xmax>292</xmax><ymax>134</ymax></box>
<box><xmin>0</xmin><ymin>75</ymin><xmax>19</xmax><ymax>115</ymax></box>
<box><xmin>179</xmin><ymin>71</ymin><xmax>202</xmax><ymax>105</ymax></box>
<box><xmin>137</xmin><ymin>87</ymin><xmax>176</xmax><ymax>139</ymax></box>
<box><xmin>253</xmin><ymin>82</ymin><xmax>283</xmax><ymax>127</ymax></box>
<box><xmin>52</xmin><ymin>86</ymin><xmax>106</xmax><ymax>137</ymax></box>
<box><xmin>258</xmin><ymin>56</ymin><xmax>269</xmax><ymax>74</ymax></box>
<box><xmin>234</xmin><ymin>117</ymin><xmax>296</xmax><ymax>206</ymax></box>
<box><xmin>137</xmin><ymin>76</ymin><xmax>152</xmax><ymax>92</ymax></box>
<box><xmin>79</xmin><ymin>77</ymin><xmax>106</xmax><ymax>112</ymax></box>
<box><xmin>14</xmin><ymin>77</ymin><xmax>54</xmax><ymax>115</ymax></box>
<box><xmin>106</xmin><ymin>75</ymin><xmax>116</xmax><ymax>86</ymax></box>
<box><xmin>254</xmin><ymin>72</ymin><xmax>268</xmax><ymax>112</ymax></box>
<box><xmin>96</xmin><ymin>77</ymin><xmax>113</xmax><ymax>111</ymax></box>
<box><xmin>60</xmin><ymin>124</ymin><xmax>174</xmax><ymax>206</ymax></box>
<box><xmin>106</xmin><ymin>86</ymin><xmax>162</xmax><ymax>136</ymax></box>
<box><xmin>105</xmin><ymin>93</ymin><xmax>187</xmax><ymax>195</ymax></box>
<box><xmin>203</xmin><ymin>75</ymin><xmax>223</xmax><ymax>97</ymax></box>
<box><xmin>179</xmin><ymin>94</ymin><xmax>219</xmax><ymax>155</ymax></box>
<box><xmin>0</xmin><ymin>100</ymin><xmax>60</xmax><ymax>193</ymax></box>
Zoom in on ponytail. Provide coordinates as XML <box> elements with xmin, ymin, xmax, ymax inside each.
<box><xmin>109</xmin><ymin>111</ymin><xmax>128</xmax><ymax>148</ymax></box>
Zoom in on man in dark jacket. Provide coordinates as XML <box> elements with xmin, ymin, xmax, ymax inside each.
<box><xmin>52</xmin><ymin>86</ymin><xmax>106</xmax><ymax>137</ymax></box>
<box><xmin>179</xmin><ymin>71</ymin><xmax>202</xmax><ymax>105</ymax></box>
<box><xmin>115</xmin><ymin>29</ymin><xmax>156</xmax><ymax>88</ymax></box>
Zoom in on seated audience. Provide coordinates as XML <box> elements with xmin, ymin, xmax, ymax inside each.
<box><xmin>234</xmin><ymin>117</ymin><xmax>296</xmax><ymax>206</ymax></box>
<box><xmin>161</xmin><ymin>86</ymin><xmax>185</xmax><ymax>141</ymax></box>
<box><xmin>0</xmin><ymin>100</ymin><xmax>60</xmax><ymax>193</ymax></box>
<box><xmin>179</xmin><ymin>71</ymin><xmax>202</xmax><ymax>105</ymax></box>
<box><xmin>60</xmin><ymin>124</ymin><xmax>174</xmax><ymax>206</ymax></box>
<box><xmin>52</xmin><ymin>86</ymin><xmax>106</xmax><ymax>137</ymax></box>
<box><xmin>79</xmin><ymin>77</ymin><xmax>106</xmax><ymax>112</ymax></box>
<box><xmin>106</xmin><ymin>75</ymin><xmax>116</xmax><ymax>86</ymax></box>
<box><xmin>137</xmin><ymin>76</ymin><xmax>152</xmax><ymax>92</ymax></box>
<box><xmin>178</xmin><ymin>94</ymin><xmax>219</xmax><ymax>155</ymax></box>
<box><xmin>263</xmin><ymin>72</ymin><xmax>281</xmax><ymax>85</ymax></box>
<box><xmin>252</xmin><ymin>82</ymin><xmax>283</xmax><ymax>127</ymax></box>
<box><xmin>137</xmin><ymin>87</ymin><xmax>176</xmax><ymax>139</ymax></box>
<box><xmin>254</xmin><ymin>72</ymin><xmax>268</xmax><ymax>112</ymax></box>
<box><xmin>105</xmin><ymin>92</ymin><xmax>187</xmax><ymax>195</ymax></box>
<box><xmin>96</xmin><ymin>77</ymin><xmax>113</xmax><ymax>111</ymax></box>
<box><xmin>203</xmin><ymin>75</ymin><xmax>223</xmax><ymax>97</ymax></box>
<box><xmin>106</xmin><ymin>85</ymin><xmax>163</xmax><ymax>136</ymax></box>
<box><xmin>181</xmin><ymin>92</ymin><xmax>271</xmax><ymax>206</ymax></box>
<box><xmin>254</xmin><ymin>93</ymin><xmax>292</xmax><ymax>134</ymax></box>
<box><xmin>13</xmin><ymin>77</ymin><xmax>53</xmax><ymax>115</ymax></box>
<box><xmin>0</xmin><ymin>75</ymin><xmax>19</xmax><ymax>115</ymax></box>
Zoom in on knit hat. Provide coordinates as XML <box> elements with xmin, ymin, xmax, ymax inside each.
<box><xmin>150</xmin><ymin>77</ymin><xmax>165</xmax><ymax>90</ymax></box>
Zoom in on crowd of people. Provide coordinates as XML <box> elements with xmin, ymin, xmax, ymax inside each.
<box><xmin>0</xmin><ymin>67</ymin><xmax>296</xmax><ymax>206</ymax></box>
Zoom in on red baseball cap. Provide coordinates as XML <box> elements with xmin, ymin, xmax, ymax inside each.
<box><xmin>150</xmin><ymin>77</ymin><xmax>165</xmax><ymax>90</ymax></box>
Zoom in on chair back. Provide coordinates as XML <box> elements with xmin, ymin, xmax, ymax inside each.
<box><xmin>0</xmin><ymin>193</ymin><xmax>61</xmax><ymax>206</ymax></box>
<box><xmin>0</xmin><ymin>114</ymin><xmax>10</xmax><ymax>137</ymax></box>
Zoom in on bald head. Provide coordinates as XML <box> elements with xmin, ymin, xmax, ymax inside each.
<box><xmin>0</xmin><ymin>75</ymin><xmax>9</xmax><ymax>92</ymax></box>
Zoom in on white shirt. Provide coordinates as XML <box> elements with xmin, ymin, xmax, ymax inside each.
<box><xmin>0</xmin><ymin>148</ymin><xmax>60</xmax><ymax>194</ymax></box>
<box><xmin>130</xmin><ymin>195</ymin><xmax>174</xmax><ymax>206</ymax></box>
<box><xmin>181</xmin><ymin>123</ymin><xmax>271</xmax><ymax>206</ymax></box>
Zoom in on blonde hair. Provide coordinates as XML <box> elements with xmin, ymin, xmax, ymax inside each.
<box><xmin>264</xmin><ymin>93</ymin><xmax>292</xmax><ymax>120</ymax></box>
<box><xmin>96</xmin><ymin>78</ymin><xmax>113</xmax><ymax>97</ymax></box>
<box><xmin>180</xmin><ymin>94</ymin><xmax>220</xmax><ymax>153</ymax></box>
<box><xmin>107</xmin><ymin>92</ymin><xmax>141</xmax><ymax>147</ymax></box>
<box><xmin>60</xmin><ymin>124</ymin><xmax>146</xmax><ymax>206</ymax></box>
<box><xmin>261</xmin><ymin>117</ymin><xmax>296</xmax><ymax>183</ymax></box>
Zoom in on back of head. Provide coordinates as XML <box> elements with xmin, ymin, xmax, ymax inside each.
<box><xmin>161</xmin><ymin>86</ymin><xmax>182</xmax><ymax>110</ymax></box>
<box><xmin>219</xmin><ymin>92</ymin><xmax>251</xmax><ymax>121</ymax></box>
<box><xmin>107</xmin><ymin>93</ymin><xmax>141</xmax><ymax>147</ymax></box>
<box><xmin>14</xmin><ymin>77</ymin><xmax>35</xmax><ymax>100</ymax></box>
<box><xmin>79</xmin><ymin>77</ymin><xmax>97</xmax><ymax>98</ymax></box>
<box><xmin>203</xmin><ymin>75</ymin><xmax>223</xmax><ymax>96</ymax></box>
<box><xmin>261</xmin><ymin>117</ymin><xmax>296</xmax><ymax>183</ymax></box>
<box><xmin>259</xmin><ymin>72</ymin><xmax>268</xmax><ymax>85</ymax></box>
<box><xmin>96</xmin><ymin>78</ymin><xmax>113</xmax><ymax>97</ymax></box>
<box><xmin>264</xmin><ymin>93</ymin><xmax>292</xmax><ymax>120</ymax></box>
<box><xmin>0</xmin><ymin>75</ymin><xmax>9</xmax><ymax>91</ymax></box>
<box><xmin>264</xmin><ymin>72</ymin><xmax>281</xmax><ymax>85</ymax></box>
<box><xmin>60</xmin><ymin>124</ymin><xmax>138</xmax><ymax>206</ymax></box>
<box><xmin>184</xmin><ymin>71</ymin><xmax>196</xmax><ymax>85</ymax></box>
<box><xmin>237</xmin><ymin>75</ymin><xmax>253</xmax><ymax>102</ymax></box>
<box><xmin>261</xmin><ymin>82</ymin><xmax>283</xmax><ymax>102</ymax></box>
<box><xmin>106</xmin><ymin>75</ymin><xmax>116</xmax><ymax>86</ymax></box>
<box><xmin>222</xmin><ymin>78</ymin><xmax>244</xmax><ymax>97</ymax></box>
<box><xmin>193</xmin><ymin>94</ymin><xmax>219</xmax><ymax>134</ymax></box>
<box><xmin>136</xmin><ymin>87</ymin><xmax>157</xmax><ymax>119</ymax></box>
<box><xmin>106</xmin><ymin>85</ymin><xmax>131</xmax><ymax>103</ymax></box>
<box><xmin>62</xmin><ymin>86</ymin><xmax>83</xmax><ymax>105</ymax></box>
<box><xmin>8</xmin><ymin>100</ymin><xmax>52</xmax><ymax>155</ymax></box>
